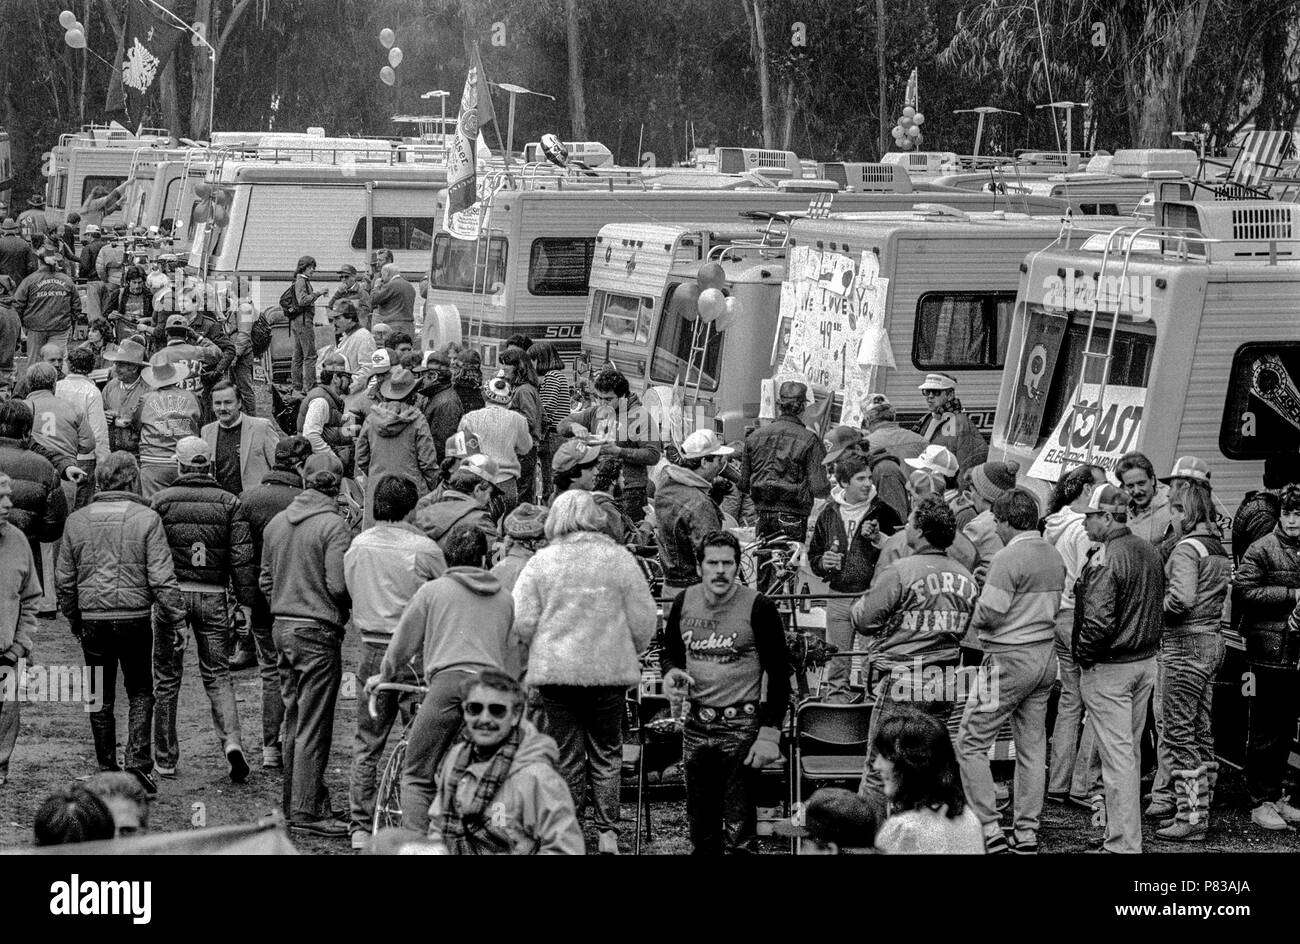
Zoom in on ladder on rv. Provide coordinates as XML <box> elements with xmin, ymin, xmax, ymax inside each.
<box><xmin>1068</xmin><ymin>222</ymin><xmax>1207</xmax><ymax>466</ymax></box>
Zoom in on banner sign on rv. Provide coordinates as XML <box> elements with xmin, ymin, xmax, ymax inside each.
<box><xmin>1027</xmin><ymin>382</ymin><xmax>1147</xmax><ymax>482</ymax></box>
<box><xmin>446</xmin><ymin>65</ymin><xmax>484</xmax><ymax>216</ymax></box>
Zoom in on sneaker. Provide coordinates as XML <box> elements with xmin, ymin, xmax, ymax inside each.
<box><xmin>1067</xmin><ymin>793</ymin><xmax>1094</xmax><ymax>811</ymax></box>
<box><xmin>351</xmin><ymin>830</ymin><xmax>370</xmax><ymax>851</ymax></box>
<box><xmin>262</xmin><ymin>746</ymin><xmax>283</xmax><ymax>769</ymax></box>
<box><xmin>1007</xmin><ymin>833</ymin><xmax>1039</xmax><ymax>854</ymax></box>
<box><xmin>984</xmin><ymin>832</ymin><xmax>1010</xmax><ymax>855</ymax></box>
<box><xmin>1276</xmin><ymin>797</ymin><xmax>1300</xmax><ymax>826</ymax></box>
<box><xmin>597</xmin><ymin>830</ymin><xmax>620</xmax><ymax>855</ymax></box>
<box><xmin>226</xmin><ymin>746</ymin><xmax>250</xmax><ymax>784</ymax></box>
<box><xmin>154</xmin><ymin>764</ymin><xmax>177</xmax><ymax>779</ymax></box>
<box><xmin>1251</xmin><ymin>801</ymin><xmax>1289</xmax><ymax>831</ymax></box>
<box><xmin>127</xmin><ymin>768</ymin><xmax>158</xmax><ymax>797</ymax></box>
<box><xmin>289</xmin><ymin>817</ymin><xmax>349</xmax><ymax>839</ymax></box>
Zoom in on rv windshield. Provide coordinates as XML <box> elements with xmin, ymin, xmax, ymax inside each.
<box><xmin>595</xmin><ymin>290</ymin><xmax>651</xmax><ymax>343</ymax></box>
<box><xmin>650</xmin><ymin>282</ymin><xmax>722</xmax><ymax>391</ymax></box>
<box><xmin>913</xmin><ymin>292</ymin><xmax>1015</xmax><ymax>370</ymax></box>
<box><xmin>431</xmin><ymin>234</ymin><xmax>508</xmax><ymax>293</ymax></box>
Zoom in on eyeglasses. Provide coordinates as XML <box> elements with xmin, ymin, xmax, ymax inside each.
<box><xmin>922</xmin><ymin>390</ymin><xmax>946</xmax><ymax>399</ymax></box>
<box><xmin>463</xmin><ymin>701</ymin><xmax>512</xmax><ymax>719</ymax></box>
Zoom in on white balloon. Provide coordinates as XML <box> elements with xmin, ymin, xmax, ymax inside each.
<box><xmin>697</xmin><ymin>288</ymin><xmax>726</xmax><ymax>323</ymax></box>
<box><xmin>380</xmin><ymin>66</ymin><xmax>395</xmax><ymax>87</ymax></box>
<box><xmin>902</xmin><ymin>106</ymin><xmax>916</xmax><ymax>118</ymax></box>
<box><xmin>907</xmin><ymin>125</ymin><xmax>922</xmax><ymax>139</ymax></box>
<box><xmin>388</xmin><ymin>46</ymin><xmax>403</xmax><ymax>68</ymax></box>
<box><xmin>891</xmin><ymin>126</ymin><xmax>905</xmax><ymax>140</ymax></box>
<box><xmin>58</xmin><ymin>10</ymin><xmax>76</xmax><ymax>29</ymax></box>
<box><xmin>913</xmin><ymin>113</ymin><xmax>925</xmax><ymax>126</ymax></box>
<box><xmin>64</xmin><ymin>28</ymin><xmax>86</xmax><ymax>49</ymax></box>
<box><xmin>899</xmin><ymin>115</ymin><xmax>912</xmax><ymax>128</ymax></box>
<box><xmin>715</xmin><ymin>295</ymin><xmax>743</xmax><ymax>331</ymax></box>
<box><xmin>380</xmin><ymin>28</ymin><xmax>395</xmax><ymax>49</ymax></box>
<box><xmin>72</xmin><ymin>20</ymin><xmax>83</xmax><ymax>32</ymax></box>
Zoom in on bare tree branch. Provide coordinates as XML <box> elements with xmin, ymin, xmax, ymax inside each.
<box><xmin>215</xmin><ymin>0</ymin><xmax>254</xmax><ymax>63</ymax></box>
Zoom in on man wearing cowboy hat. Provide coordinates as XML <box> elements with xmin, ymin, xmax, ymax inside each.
<box><xmin>102</xmin><ymin>338</ymin><xmax>150</xmax><ymax>456</ymax></box>
<box><xmin>914</xmin><ymin>373</ymin><xmax>988</xmax><ymax>472</ymax></box>
<box><xmin>0</xmin><ymin>218</ymin><xmax>37</xmax><ymax>287</ymax></box>
<box><xmin>137</xmin><ymin>354</ymin><xmax>201</xmax><ymax>499</ymax></box>
<box><xmin>354</xmin><ymin>366</ymin><xmax>439</xmax><ymax>529</ymax></box>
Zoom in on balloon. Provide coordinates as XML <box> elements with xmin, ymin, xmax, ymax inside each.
<box><xmin>380</xmin><ymin>28</ymin><xmax>395</xmax><ymax>49</ymax></box>
<box><xmin>899</xmin><ymin>115</ymin><xmax>912</xmax><ymax>128</ymax></box>
<box><xmin>673</xmin><ymin>282</ymin><xmax>700</xmax><ymax>322</ymax></box>
<box><xmin>388</xmin><ymin>47</ymin><xmax>403</xmax><ymax>68</ymax></box>
<box><xmin>214</xmin><ymin>188</ymin><xmax>231</xmax><ymax>208</ymax></box>
<box><xmin>192</xmin><ymin>201</ymin><xmax>211</xmax><ymax>223</ymax></box>
<box><xmin>907</xmin><ymin>125</ymin><xmax>922</xmax><ymax>139</ymax></box>
<box><xmin>900</xmin><ymin>139</ymin><xmax>914</xmax><ymax>151</ymax></box>
<box><xmin>212</xmin><ymin>204</ymin><xmax>230</xmax><ymax>227</ymax></box>
<box><xmin>64</xmin><ymin>28</ymin><xmax>85</xmax><ymax>49</ymax></box>
<box><xmin>380</xmin><ymin>66</ymin><xmax>396</xmax><ymax>86</ymax></box>
<box><xmin>715</xmin><ymin>295</ymin><xmax>743</xmax><ymax>331</ymax></box>
<box><xmin>73</xmin><ymin>20</ymin><xmax>83</xmax><ymax>32</ymax></box>
<box><xmin>697</xmin><ymin>288</ymin><xmax>726</xmax><ymax>323</ymax></box>
<box><xmin>913</xmin><ymin>112</ymin><xmax>925</xmax><ymax>126</ymax></box>
<box><xmin>902</xmin><ymin>106</ymin><xmax>916</xmax><ymax>118</ymax></box>
<box><xmin>891</xmin><ymin>126</ymin><xmax>904</xmax><ymax>140</ymax></box>
<box><xmin>696</xmin><ymin>261</ymin><xmax>725</xmax><ymax>291</ymax></box>
<box><xmin>58</xmin><ymin>10</ymin><xmax>75</xmax><ymax>28</ymax></box>
<box><xmin>193</xmin><ymin>181</ymin><xmax>212</xmax><ymax>199</ymax></box>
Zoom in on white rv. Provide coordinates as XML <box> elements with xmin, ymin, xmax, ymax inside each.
<box><xmin>41</xmin><ymin>124</ymin><xmax>187</xmax><ymax>227</ymax></box>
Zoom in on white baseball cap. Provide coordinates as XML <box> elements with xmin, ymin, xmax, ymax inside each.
<box><xmin>903</xmin><ymin>444</ymin><xmax>960</xmax><ymax>478</ymax></box>
<box><xmin>680</xmin><ymin>429</ymin><xmax>735</xmax><ymax>461</ymax></box>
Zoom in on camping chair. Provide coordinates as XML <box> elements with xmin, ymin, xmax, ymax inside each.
<box><xmin>790</xmin><ymin>701</ymin><xmax>874</xmax><ymax>854</ymax></box>
<box><xmin>1193</xmin><ymin>130</ymin><xmax>1294</xmax><ymax>199</ymax></box>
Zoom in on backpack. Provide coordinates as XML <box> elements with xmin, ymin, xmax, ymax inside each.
<box><xmin>278</xmin><ymin>283</ymin><xmax>302</xmax><ymax>319</ymax></box>
<box><xmin>249</xmin><ymin>308</ymin><xmax>273</xmax><ymax>356</ymax></box>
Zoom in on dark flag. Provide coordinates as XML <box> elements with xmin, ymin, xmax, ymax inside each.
<box><xmin>105</xmin><ymin>0</ymin><xmax>187</xmax><ymax>119</ymax></box>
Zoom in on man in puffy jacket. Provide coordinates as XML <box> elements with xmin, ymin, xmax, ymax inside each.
<box><xmin>150</xmin><ymin>436</ymin><xmax>254</xmax><ymax>784</ymax></box>
<box><xmin>355</xmin><ymin>367</ymin><xmax>439</xmax><ymax>528</ymax></box>
<box><xmin>851</xmin><ymin>495</ymin><xmax>978</xmax><ymax>821</ymax></box>
<box><xmin>1232</xmin><ymin>455</ymin><xmax>1300</xmax><ymax>564</ymax></box>
<box><xmin>914</xmin><ymin>373</ymin><xmax>988</xmax><ymax>472</ymax></box>
<box><xmin>655</xmin><ymin>430</ymin><xmax>732</xmax><ymax>597</ymax></box>
<box><xmin>739</xmin><ymin>380</ymin><xmax>828</xmax><ymax>544</ymax></box>
<box><xmin>1071</xmin><ymin>483</ymin><xmax>1165</xmax><ymax>854</ymax></box>
<box><xmin>0</xmin><ymin>275</ymin><xmax>21</xmax><ymax>397</ymax></box>
<box><xmin>260</xmin><ymin>452</ymin><xmax>354</xmax><ymax>838</ymax></box>
<box><xmin>0</xmin><ymin>400</ymin><xmax>69</xmax><ymax>580</ymax></box>
<box><xmin>427</xmin><ymin>670</ymin><xmax>584</xmax><ymax>855</ymax></box>
<box><xmin>55</xmin><ymin>452</ymin><xmax>186</xmax><ymax>794</ymax></box>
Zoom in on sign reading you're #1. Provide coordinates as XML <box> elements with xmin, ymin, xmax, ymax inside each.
<box><xmin>1027</xmin><ymin>382</ymin><xmax>1146</xmax><ymax>482</ymax></box>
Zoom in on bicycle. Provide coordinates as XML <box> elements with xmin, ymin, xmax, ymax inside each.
<box><xmin>368</xmin><ymin>681</ymin><xmax>429</xmax><ymax>834</ymax></box>
<box><xmin>742</xmin><ymin>533</ymin><xmax>805</xmax><ymax>596</ymax></box>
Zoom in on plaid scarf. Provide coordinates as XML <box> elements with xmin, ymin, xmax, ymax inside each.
<box><xmin>431</xmin><ymin>723</ymin><xmax>524</xmax><ymax>852</ymax></box>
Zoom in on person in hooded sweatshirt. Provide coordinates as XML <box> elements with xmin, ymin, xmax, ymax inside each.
<box><xmin>808</xmin><ymin>447</ymin><xmax>903</xmax><ymax>702</ymax></box>
<box><xmin>414</xmin><ymin>454</ymin><xmax>500</xmax><ymax>551</ymax></box>
<box><xmin>355</xmin><ymin>367</ymin><xmax>439</xmax><ymax>529</ymax></box>
<box><xmin>367</xmin><ymin>523</ymin><xmax>520</xmax><ymax>835</ymax></box>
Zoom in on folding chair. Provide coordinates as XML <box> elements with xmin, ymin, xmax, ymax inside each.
<box><xmin>789</xmin><ymin>701</ymin><xmax>873</xmax><ymax>854</ymax></box>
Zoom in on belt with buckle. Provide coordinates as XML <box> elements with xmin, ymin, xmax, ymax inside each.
<box><xmin>689</xmin><ymin>700</ymin><xmax>758</xmax><ymax>723</ymax></box>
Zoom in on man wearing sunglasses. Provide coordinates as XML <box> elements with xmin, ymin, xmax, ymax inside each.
<box><xmin>915</xmin><ymin>373</ymin><xmax>988</xmax><ymax>472</ymax></box>
<box><xmin>427</xmin><ymin>670</ymin><xmax>584</xmax><ymax>855</ymax></box>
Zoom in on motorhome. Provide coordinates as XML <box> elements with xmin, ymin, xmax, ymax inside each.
<box><xmin>0</xmin><ymin>128</ymin><xmax>12</xmax><ymax>209</ymax></box>
<box><xmin>986</xmin><ymin>193</ymin><xmax>1300</xmax><ymax>771</ymax></box>
<box><xmin>430</xmin><ymin>177</ymin><xmax>1071</xmax><ymax>370</ymax></box>
<box><xmin>583</xmin><ymin>206</ymin><xmax>1114</xmax><ymax>440</ymax></box>
<box><xmin>881</xmin><ymin>150</ymin><xmax>963</xmax><ymax>181</ymax></box>
<box><xmin>41</xmin><ymin>124</ymin><xmax>188</xmax><ymax>228</ymax></box>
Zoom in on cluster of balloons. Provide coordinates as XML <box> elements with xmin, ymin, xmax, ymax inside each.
<box><xmin>191</xmin><ymin>181</ymin><xmax>232</xmax><ymax>227</ymax></box>
<box><xmin>59</xmin><ymin>9</ymin><xmax>86</xmax><ymax>49</ymax></box>
<box><xmin>379</xmin><ymin>28</ymin><xmax>403</xmax><ymax>86</ymax></box>
<box><xmin>891</xmin><ymin>106</ymin><xmax>926</xmax><ymax>151</ymax></box>
<box><xmin>674</xmin><ymin>262</ymin><xmax>744</xmax><ymax>332</ymax></box>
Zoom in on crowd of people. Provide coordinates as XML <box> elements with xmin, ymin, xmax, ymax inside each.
<box><xmin>2</xmin><ymin>236</ymin><xmax>1300</xmax><ymax>856</ymax></box>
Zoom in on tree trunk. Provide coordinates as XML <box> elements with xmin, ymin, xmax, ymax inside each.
<box><xmin>876</xmin><ymin>0</ymin><xmax>887</xmax><ymax>158</ymax></box>
<box><xmin>160</xmin><ymin>56</ymin><xmax>182</xmax><ymax>135</ymax></box>
<box><xmin>1132</xmin><ymin>0</ymin><xmax>1212</xmax><ymax>147</ymax></box>
<box><xmin>780</xmin><ymin>76</ymin><xmax>796</xmax><ymax>150</ymax></box>
<box><xmin>102</xmin><ymin>0</ymin><xmax>126</xmax><ymax>115</ymax></box>
<box><xmin>565</xmin><ymin>0</ymin><xmax>588</xmax><ymax>139</ymax></box>
<box><xmin>192</xmin><ymin>0</ymin><xmax>214</xmax><ymax>138</ymax></box>
<box><xmin>79</xmin><ymin>0</ymin><xmax>90</xmax><ymax>125</ymax></box>
<box><xmin>742</xmin><ymin>0</ymin><xmax>775</xmax><ymax>148</ymax></box>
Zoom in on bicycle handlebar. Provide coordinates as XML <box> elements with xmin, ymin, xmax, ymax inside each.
<box><xmin>367</xmin><ymin>681</ymin><xmax>428</xmax><ymax>720</ymax></box>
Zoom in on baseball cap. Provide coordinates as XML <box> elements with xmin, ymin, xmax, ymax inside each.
<box><xmin>444</xmin><ymin>431</ymin><xmax>480</xmax><ymax>459</ymax></box>
<box><xmin>823</xmin><ymin>425</ymin><xmax>864</xmax><ymax>466</ymax></box>
<box><xmin>553</xmin><ymin>437</ymin><xmax>602</xmax><ymax>474</ymax></box>
<box><xmin>778</xmin><ymin>380</ymin><xmax>808</xmax><ymax>402</ymax></box>
<box><xmin>164</xmin><ymin>313</ymin><xmax>189</xmax><ymax>333</ymax></box>
<box><xmin>175</xmin><ymin>436</ymin><xmax>211</xmax><ymax>467</ymax></box>
<box><xmin>337</xmin><ymin>263</ymin><xmax>358</xmax><ymax>276</ymax></box>
<box><xmin>83</xmin><ymin>223</ymin><xmax>101</xmax><ymax>236</ymax></box>
<box><xmin>303</xmin><ymin>452</ymin><xmax>345</xmax><ymax>490</ymax></box>
<box><xmin>368</xmin><ymin>349</ymin><xmax>393</xmax><ymax>375</ymax></box>
<box><xmin>679</xmin><ymin>429</ymin><xmax>735</xmax><ymax>461</ymax></box>
<box><xmin>414</xmin><ymin>350</ymin><xmax>449</xmax><ymax>374</ymax></box>
<box><xmin>459</xmin><ymin>453</ymin><xmax>506</xmax><ymax>486</ymax></box>
<box><xmin>1160</xmin><ymin>456</ymin><xmax>1211</xmax><ymax>485</ymax></box>
<box><xmin>771</xmin><ymin>788</ymin><xmax>876</xmax><ymax>848</ymax></box>
<box><xmin>918</xmin><ymin>372</ymin><xmax>957</xmax><ymax>392</ymax></box>
<box><xmin>1070</xmin><ymin>483</ymin><xmax>1130</xmax><ymax>516</ymax></box>
<box><xmin>320</xmin><ymin>351</ymin><xmax>352</xmax><ymax>376</ymax></box>
<box><xmin>274</xmin><ymin>436</ymin><xmax>312</xmax><ymax>467</ymax></box>
<box><xmin>903</xmin><ymin>444</ymin><xmax>960</xmax><ymax>479</ymax></box>
<box><xmin>504</xmin><ymin>503</ymin><xmax>547</xmax><ymax>540</ymax></box>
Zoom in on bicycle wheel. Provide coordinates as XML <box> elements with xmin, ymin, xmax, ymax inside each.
<box><xmin>372</xmin><ymin>739</ymin><xmax>408</xmax><ymax>834</ymax></box>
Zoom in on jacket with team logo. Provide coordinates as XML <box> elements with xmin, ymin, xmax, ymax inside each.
<box><xmin>850</xmin><ymin>547</ymin><xmax>979</xmax><ymax>670</ymax></box>
<box><xmin>138</xmin><ymin>387</ymin><xmax>201</xmax><ymax>464</ymax></box>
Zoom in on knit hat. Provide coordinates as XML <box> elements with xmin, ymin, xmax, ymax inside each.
<box><xmin>483</xmin><ymin>373</ymin><xmax>512</xmax><ymax>405</ymax></box>
<box><xmin>504</xmin><ymin>503</ymin><xmax>547</xmax><ymax>540</ymax></box>
<box><xmin>968</xmin><ymin>460</ymin><xmax>1020</xmax><ymax>504</ymax></box>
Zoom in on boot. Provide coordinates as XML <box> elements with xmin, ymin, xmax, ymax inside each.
<box><xmin>1156</xmin><ymin>766</ymin><xmax>1207</xmax><ymax>842</ymax></box>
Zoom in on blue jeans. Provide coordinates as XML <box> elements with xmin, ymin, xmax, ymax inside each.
<box><xmin>1079</xmin><ymin>658</ymin><xmax>1156</xmax><ymax>854</ymax></box>
<box><xmin>82</xmin><ymin>617</ymin><xmax>154</xmax><ymax>773</ymax></box>
<box><xmin>1150</xmin><ymin>631</ymin><xmax>1224</xmax><ymax>808</ymax></box>
<box><xmin>683</xmin><ymin>714</ymin><xmax>761</xmax><ymax>854</ymax></box>
<box><xmin>289</xmin><ymin>316</ymin><xmax>315</xmax><ymax>394</ymax></box>
<box><xmin>1048</xmin><ymin>609</ymin><xmax>1085</xmax><ymax>794</ymax></box>
<box><xmin>274</xmin><ymin>620</ymin><xmax>343</xmax><ymax>822</ymax></box>
<box><xmin>251</xmin><ymin>617</ymin><xmax>284</xmax><ymax>751</ymax></box>
<box><xmin>538</xmin><ymin>685</ymin><xmax>625</xmax><ymax>835</ymax></box>
<box><xmin>231</xmin><ymin>353</ymin><xmax>258</xmax><ymax>417</ymax></box>
<box><xmin>153</xmin><ymin>590</ymin><xmax>242</xmax><ymax>767</ymax></box>
<box><xmin>348</xmin><ymin>642</ymin><xmax>421</xmax><ymax>834</ymax></box>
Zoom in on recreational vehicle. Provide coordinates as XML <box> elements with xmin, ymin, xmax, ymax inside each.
<box><xmin>432</xmin><ymin>178</ymin><xmax>1070</xmax><ymax>369</ymax></box>
<box><xmin>41</xmin><ymin>124</ymin><xmax>187</xmax><ymax>228</ymax></box>
<box><xmin>583</xmin><ymin>206</ymin><xmax>1114</xmax><ymax>440</ymax></box>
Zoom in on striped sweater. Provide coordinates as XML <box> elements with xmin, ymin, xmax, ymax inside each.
<box><xmin>970</xmin><ymin>530</ymin><xmax>1065</xmax><ymax>649</ymax></box>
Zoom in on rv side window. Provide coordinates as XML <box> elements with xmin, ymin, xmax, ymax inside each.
<box><xmin>81</xmin><ymin>175</ymin><xmax>126</xmax><ymax>207</ymax></box>
<box><xmin>54</xmin><ymin>173</ymin><xmax>68</xmax><ymax>209</ymax></box>
<box><xmin>597</xmin><ymin>291</ymin><xmax>651</xmax><ymax>343</ymax></box>
<box><xmin>528</xmin><ymin>237</ymin><xmax>595</xmax><ymax>296</ymax></box>
<box><xmin>1079</xmin><ymin>203</ymin><xmax>1120</xmax><ymax>216</ymax></box>
<box><xmin>649</xmin><ymin>283</ymin><xmax>722</xmax><ymax>392</ymax></box>
<box><xmin>431</xmin><ymin>233</ymin><xmax>508</xmax><ymax>293</ymax></box>
<box><xmin>913</xmin><ymin>292</ymin><xmax>1015</xmax><ymax>370</ymax></box>
<box><xmin>351</xmin><ymin>217</ymin><xmax>438</xmax><ymax>252</ymax></box>
<box><xmin>1219</xmin><ymin>342</ymin><xmax>1300</xmax><ymax>459</ymax></box>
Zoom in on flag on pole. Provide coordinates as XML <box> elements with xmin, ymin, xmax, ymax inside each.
<box><xmin>446</xmin><ymin>52</ymin><xmax>488</xmax><ymax>215</ymax></box>
<box><xmin>904</xmin><ymin>68</ymin><xmax>919</xmax><ymax>110</ymax></box>
<box><xmin>106</xmin><ymin>0</ymin><xmax>187</xmax><ymax>117</ymax></box>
